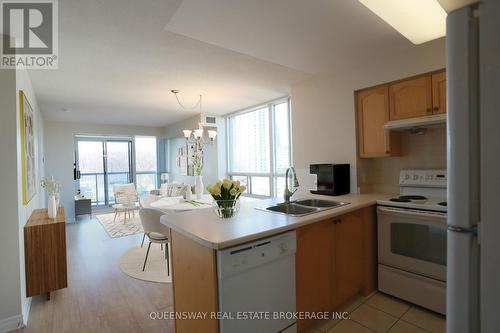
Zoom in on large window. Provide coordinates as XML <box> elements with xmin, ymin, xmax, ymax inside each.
<box><xmin>76</xmin><ymin>138</ymin><xmax>132</xmax><ymax>206</ymax></box>
<box><xmin>135</xmin><ymin>136</ymin><xmax>158</xmax><ymax>196</ymax></box>
<box><xmin>76</xmin><ymin>136</ymin><xmax>160</xmax><ymax>205</ymax></box>
<box><xmin>227</xmin><ymin>98</ymin><xmax>291</xmax><ymax>197</ymax></box>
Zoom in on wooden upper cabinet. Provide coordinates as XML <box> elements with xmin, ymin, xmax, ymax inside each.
<box><xmin>356</xmin><ymin>69</ymin><xmax>445</xmax><ymax>159</ymax></box>
<box><xmin>389</xmin><ymin>75</ymin><xmax>433</xmax><ymax>120</ymax></box>
<box><xmin>432</xmin><ymin>71</ymin><xmax>447</xmax><ymax>114</ymax></box>
<box><xmin>357</xmin><ymin>85</ymin><xmax>400</xmax><ymax>158</ymax></box>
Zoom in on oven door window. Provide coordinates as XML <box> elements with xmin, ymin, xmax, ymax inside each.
<box><xmin>391</xmin><ymin>223</ymin><xmax>447</xmax><ymax>266</ymax></box>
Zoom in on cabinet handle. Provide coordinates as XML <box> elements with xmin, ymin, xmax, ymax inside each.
<box><xmin>333</xmin><ymin>219</ymin><xmax>341</xmax><ymax>224</ymax></box>
<box><xmin>433</xmin><ymin>107</ymin><xmax>439</xmax><ymax>111</ymax></box>
<box><xmin>426</xmin><ymin>108</ymin><xmax>432</xmax><ymax>113</ymax></box>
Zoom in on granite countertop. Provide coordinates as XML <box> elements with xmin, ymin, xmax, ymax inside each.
<box><xmin>160</xmin><ymin>193</ymin><xmax>391</xmax><ymax>250</ymax></box>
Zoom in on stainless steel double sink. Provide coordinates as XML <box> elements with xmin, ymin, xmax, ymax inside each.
<box><xmin>257</xmin><ymin>198</ymin><xmax>350</xmax><ymax>217</ymax></box>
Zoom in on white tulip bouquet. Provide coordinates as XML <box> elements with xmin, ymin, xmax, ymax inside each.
<box><xmin>207</xmin><ymin>179</ymin><xmax>246</xmax><ymax>218</ymax></box>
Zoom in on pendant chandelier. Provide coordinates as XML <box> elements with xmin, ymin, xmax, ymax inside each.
<box><xmin>171</xmin><ymin>90</ymin><xmax>217</xmax><ymax>143</ymax></box>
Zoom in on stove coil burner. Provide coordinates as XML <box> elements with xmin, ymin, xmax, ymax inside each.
<box><xmin>393</xmin><ymin>195</ymin><xmax>428</xmax><ymax>204</ymax></box>
<box><xmin>399</xmin><ymin>195</ymin><xmax>428</xmax><ymax>200</ymax></box>
<box><xmin>389</xmin><ymin>198</ymin><xmax>411</xmax><ymax>203</ymax></box>
<box><xmin>389</xmin><ymin>195</ymin><xmax>428</xmax><ymax>204</ymax></box>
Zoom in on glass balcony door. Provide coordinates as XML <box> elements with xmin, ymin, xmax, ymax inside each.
<box><xmin>105</xmin><ymin>141</ymin><xmax>132</xmax><ymax>204</ymax></box>
<box><xmin>76</xmin><ymin>138</ymin><xmax>132</xmax><ymax>206</ymax></box>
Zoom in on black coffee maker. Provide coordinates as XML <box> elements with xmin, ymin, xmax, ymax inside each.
<box><xmin>309</xmin><ymin>163</ymin><xmax>350</xmax><ymax>196</ymax></box>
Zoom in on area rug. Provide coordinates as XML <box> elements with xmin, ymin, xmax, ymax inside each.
<box><xmin>120</xmin><ymin>245</ymin><xmax>171</xmax><ymax>283</ymax></box>
<box><xmin>96</xmin><ymin>212</ymin><xmax>143</xmax><ymax>238</ymax></box>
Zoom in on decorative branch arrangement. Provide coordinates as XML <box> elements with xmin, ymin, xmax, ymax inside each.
<box><xmin>40</xmin><ymin>177</ymin><xmax>60</xmax><ymax>196</ymax></box>
<box><xmin>192</xmin><ymin>151</ymin><xmax>203</xmax><ymax>177</ymax></box>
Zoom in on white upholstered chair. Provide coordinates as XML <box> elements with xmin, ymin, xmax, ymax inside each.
<box><xmin>112</xmin><ymin>183</ymin><xmax>140</xmax><ymax>224</ymax></box>
<box><xmin>139</xmin><ymin>208</ymin><xmax>171</xmax><ymax>275</ymax></box>
<box><xmin>139</xmin><ymin>195</ymin><xmax>160</xmax><ymax>247</ymax></box>
<box><xmin>139</xmin><ymin>194</ymin><xmax>158</xmax><ymax>208</ymax></box>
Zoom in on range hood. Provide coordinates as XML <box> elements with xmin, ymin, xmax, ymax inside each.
<box><xmin>384</xmin><ymin>114</ymin><xmax>447</xmax><ymax>131</ymax></box>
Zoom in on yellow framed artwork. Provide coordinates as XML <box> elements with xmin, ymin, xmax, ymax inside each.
<box><xmin>20</xmin><ymin>90</ymin><xmax>37</xmax><ymax>205</ymax></box>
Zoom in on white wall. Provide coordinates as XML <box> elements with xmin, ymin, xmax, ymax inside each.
<box><xmin>43</xmin><ymin>121</ymin><xmax>164</xmax><ymax>221</ymax></box>
<box><xmin>0</xmin><ymin>41</ymin><xmax>45</xmax><ymax>330</ymax></box>
<box><xmin>291</xmin><ymin>38</ymin><xmax>446</xmax><ymax>194</ymax></box>
<box><xmin>0</xmin><ymin>56</ymin><xmax>23</xmax><ymax>332</ymax></box>
<box><xmin>15</xmin><ymin>68</ymin><xmax>45</xmax><ymax>327</ymax></box>
<box><xmin>164</xmin><ymin>115</ymin><xmax>199</xmax><ymax>139</ymax></box>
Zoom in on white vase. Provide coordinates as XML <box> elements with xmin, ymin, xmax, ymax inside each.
<box><xmin>195</xmin><ymin>175</ymin><xmax>204</xmax><ymax>199</ymax></box>
<box><xmin>48</xmin><ymin>195</ymin><xmax>57</xmax><ymax>218</ymax></box>
<box><xmin>55</xmin><ymin>193</ymin><xmax>60</xmax><ymax>208</ymax></box>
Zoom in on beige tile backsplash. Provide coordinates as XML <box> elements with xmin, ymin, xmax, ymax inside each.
<box><xmin>358</xmin><ymin>126</ymin><xmax>447</xmax><ymax>193</ymax></box>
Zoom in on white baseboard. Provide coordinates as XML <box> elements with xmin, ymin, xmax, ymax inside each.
<box><xmin>0</xmin><ymin>297</ymin><xmax>32</xmax><ymax>333</ymax></box>
<box><xmin>0</xmin><ymin>315</ymin><xmax>23</xmax><ymax>333</ymax></box>
<box><xmin>22</xmin><ymin>297</ymin><xmax>32</xmax><ymax>326</ymax></box>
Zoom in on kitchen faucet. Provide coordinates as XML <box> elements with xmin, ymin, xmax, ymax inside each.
<box><xmin>284</xmin><ymin>167</ymin><xmax>299</xmax><ymax>203</ymax></box>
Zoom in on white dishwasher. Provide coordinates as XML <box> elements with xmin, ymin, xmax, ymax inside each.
<box><xmin>217</xmin><ymin>231</ymin><xmax>297</xmax><ymax>333</ymax></box>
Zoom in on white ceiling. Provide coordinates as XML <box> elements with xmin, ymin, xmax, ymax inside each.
<box><xmin>166</xmin><ymin>0</ymin><xmax>415</xmax><ymax>75</ymax></box>
<box><xmin>31</xmin><ymin>0</ymin><xmax>427</xmax><ymax>127</ymax></box>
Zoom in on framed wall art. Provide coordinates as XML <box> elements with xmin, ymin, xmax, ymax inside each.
<box><xmin>20</xmin><ymin>90</ymin><xmax>37</xmax><ymax>205</ymax></box>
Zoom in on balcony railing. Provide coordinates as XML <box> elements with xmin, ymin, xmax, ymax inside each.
<box><xmin>79</xmin><ymin>171</ymin><xmax>159</xmax><ymax>206</ymax></box>
<box><xmin>79</xmin><ymin>172</ymin><xmax>129</xmax><ymax>205</ymax></box>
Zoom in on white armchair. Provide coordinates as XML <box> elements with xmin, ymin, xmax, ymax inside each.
<box><xmin>112</xmin><ymin>183</ymin><xmax>140</xmax><ymax>224</ymax></box>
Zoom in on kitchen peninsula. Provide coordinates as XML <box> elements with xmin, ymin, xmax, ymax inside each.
<box><xmin>160</xmin><ymin>193</ymin><xmax>389</xmax><ymax>333</ymax></box>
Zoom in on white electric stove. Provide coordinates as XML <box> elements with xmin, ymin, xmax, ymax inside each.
<box><xmin>377</xmin><ymin>169</ymin><xmax>448</xmax><ymax>315</ymax></box>
<box><xmin>377</xmin><ymin>169</ymin><xmax>447</xmax><ymax>212</ymax></box>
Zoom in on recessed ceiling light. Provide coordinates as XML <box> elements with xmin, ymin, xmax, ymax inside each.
<box><xmin>358</xmin><ymin>0</ymin><xmax>447</xmax><ymax>45</ymax></box>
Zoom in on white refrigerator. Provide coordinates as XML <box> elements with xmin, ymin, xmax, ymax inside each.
<box><xmin>447</xmin><ymin>1</ymin><xmax>500</xmax><ymax>332</ymax></box>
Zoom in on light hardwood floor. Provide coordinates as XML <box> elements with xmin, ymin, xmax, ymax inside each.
<box><xmin>15</xmin><ymin>216</ymin><xmax>174</xmax><ymax>333</ymax></box>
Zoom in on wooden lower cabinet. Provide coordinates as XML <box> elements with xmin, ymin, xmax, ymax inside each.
<box><xmin>24</xmin><ymin>207</ymin><xmax>68</xmax><ymax>298</ymax></box>
<box><xmin>171</xmin><ymin>231</ymin><xmax>219</xmax><ymax>333</ymax></box>
<box><xmin>334</xmin><ymin>212</ymin><xmax>364</xmax><ymax>307</ymax></box>
<box><xmin>296</xmin><ymin>220</ymin><xmax>333</xmax><ymax>331</ymax></box>
<box><xmin>296</xmin><ymin>206</ymin><xmax>377</xmax><ymax>332</ymax></box>
<box><xmin>170</xmin><ymin>206</ymin><xmax>377</xmax><ymax>333</ymax></box>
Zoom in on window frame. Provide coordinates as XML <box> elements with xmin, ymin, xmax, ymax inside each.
<box><xmin>226</xmin><ymin>97</ymin><xmax>292</xmax><ymax>198</ymax></box>
<box><xmin>134</xmin><ymin>136</ymin><xmax>159</xmax><ymax>197</ymax></box>
<box><xmin>74</xmin><ymin>135</ymin><xmax>162</xmax><ymax>204</ymax></box>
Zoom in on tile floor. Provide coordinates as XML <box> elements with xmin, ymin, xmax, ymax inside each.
<box><xmin>309</xmin><ymin>292</ymin><xmax>446</xmax><ymax>333</ymax></box>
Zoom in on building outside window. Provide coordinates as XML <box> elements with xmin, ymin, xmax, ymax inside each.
<box><xmin>135</xmin><ymin>136</ymin><xmax>158</xmax><ymax>196</ymax></box>
<box><xmin>227</xmin><ymin>98</ymin><xmax>291</xmax><ymax>197</ymax></box>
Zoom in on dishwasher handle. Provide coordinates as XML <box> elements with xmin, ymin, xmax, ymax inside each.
<box><xmin>217</xmin><ymin>231</ymin><xmax>296</xmax><ymax>279</ymax></box>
